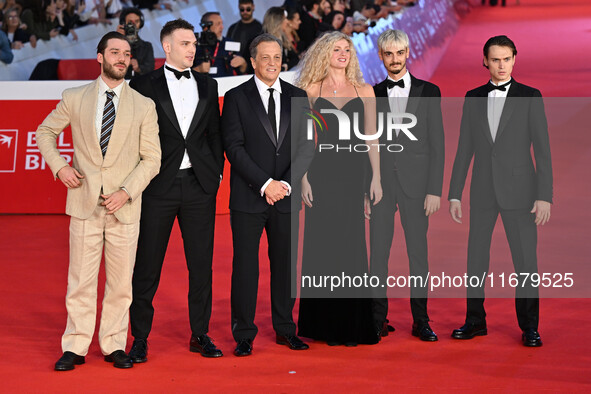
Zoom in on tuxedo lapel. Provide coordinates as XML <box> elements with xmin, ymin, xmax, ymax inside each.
<box><xmin>186</xmin><ymin>71</ymin><xmax>208</xmax><ymax>140</ymax></box>
<box><xmin>495</xmin><ymin>81</ymin><xmax>518</xmax><ymax>142</ymax></box>
<box><xmin>276</xmin><ymin>79</ymin><xmax>290</xmax><ymax>149</ymax></box>
<box><xmin>246</xmin><ymin>78</ymin><xmax>277</xmax><ymax>148</ymax></box>
<box><xmin>475</xmin><ymin>85</ymin><xmax>494</xmax><ymax>145</ymax></box>
<box><xmin>406</xmin><ymin>74</ymin><xmax>423</xmax><ymax>119</ymax></box>
<box><xmin>153</xmin><ymin>68</ymin><xmax>182</xmax><ymax>136</ymax></box>
<box><xmin>103</xmin><ymin>82</ymin><xmax>133</xmax><ymax>165</ymax></box>
<box><xmin>374</xmin><ymin>80</ymin><xmax>388</xmax><ymax>98</ymax></box>
<box><xmin>79</xmin><ymin>79</ymin><xmax>103</xmax><ymax>164</ymax></box>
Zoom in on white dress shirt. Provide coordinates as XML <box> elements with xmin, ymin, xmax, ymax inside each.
<box><xmin>487</xmin><ymin>78</ymin><xmax>511</xmax><ymax>142</ymax></box>
<box><xmin>164</xmin><ymin>62</ymin><xmax>199</xmax><ymax>170</ymax></box>
<box><xmin>95</xmin><ymin>76</ymin><xmax>124</xmax><ymax>141</ymax></box>
<box><xmin>387</xmin><ymin>71</ymin><xmax>412</xmax><ymax>137</ymax></box>
<box><xmin>253</xmin><ymin>75</ymin><xmax>291</xmax><ymax>197</ymax></box>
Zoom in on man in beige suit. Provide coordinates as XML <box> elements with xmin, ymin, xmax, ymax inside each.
<box><xmin>36</xmin><ymin>31</ymin><xmax>161</xmax><ymax>371</ymax></box>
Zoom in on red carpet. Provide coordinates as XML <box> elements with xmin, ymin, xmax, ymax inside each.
<box><xmin>2</xmin><ymin>0</ymin><xmax>591</xmax><ymax>391</ymax></box>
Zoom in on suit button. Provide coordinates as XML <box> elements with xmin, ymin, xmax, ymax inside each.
<box><xmin>276</xmin><ymin>153</ymin><xmax>280</xmax><ymax>156</ymax></box>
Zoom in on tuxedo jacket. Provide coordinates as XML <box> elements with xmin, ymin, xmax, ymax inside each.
<box><xmin>129</xmin><ymin>67</ymin><xmax>224</xmax><ymax>196</ymax></box>
<box><xmin>36</xmin><ymin>78</ymin><xmax>161</xmax><ymax>224</ymax></box>
<box><xmin>448</xmin><ymin>80</ymin><xmax>553</xmax><ymax>209</ymax></box>
<box><xmin>373</xmin><ymin>74</ymin><xmax>445</xmax><ymax>198</ymax></box>
<box><xmin>221</xmin><ymin>77</ymin><xmax>313</xmax><ymax>214</ymax></box>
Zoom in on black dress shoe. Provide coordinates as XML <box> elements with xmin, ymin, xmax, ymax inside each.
<box><xmin>276</xmin><ymin>335</ymin><xmax>310</xmax><ymax>350</ymax></box>
<box><xmin>412</xmin><ymin>323</ymin><xmax>438</xmax><ymax>342</ymax></box>
<box><xmin>522</xmin><ymin>328</ymin><xmax>542</xmax><ymax>347</ymax></box>
<box><xmin>55</xmin><ymin>351</ymin><xmax>85</xmax><ymax>371</ymax></box>
<box><xmin>104</xmin><ymin>350</ymin><xmax>133</xmax><ymax>368</ymax></box>
<box><xmin>190</xmin><ymin>334</ymin><xmax>223</xmax><ymax>358</ymax></box>
<box><xmin>451</xmin><ymin>322</ymin><xmax>488</xmax><ymax>339</ymax></box>
<box><xmin>128</xmin><ymin>338</ymin><xmax>147</xmax><ymax>363</ymax></box>
<box><xmin>234</xmin><ymin>339</ymin><xmax>253</xmax><ymax>357</ymax></box>
<box><xmin>378</xmin><ymin>320</ymin><xmax>396</xmax><ymax>337</ymax></box>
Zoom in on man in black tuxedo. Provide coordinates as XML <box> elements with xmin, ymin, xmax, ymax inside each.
<box><xmin>128</xmin><ymin>19</ymin><xmax>225</xmax><ymax>361</ymax></box>
<box><xmin>221</xmin><ymin>33</ymin><xmax>313</xmax><ymax>356</ymax></box>
<box><xmin>369</xmin><ymin>29</ymin><xmax>445</xmax><ymax>342</ymax></box>
<box><xmin>448</xmin><ymin>35</ymin><xmax>552</xmax><ymax>347</ymax></box>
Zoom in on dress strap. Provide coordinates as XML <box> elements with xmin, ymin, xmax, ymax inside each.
<box><xmin>319</xmin><ymin>80</ymin><xmax>324</xmax><ymax>98</ymax></box>
<box><xmin>353</xmin><ymin>85</ymin><xmax>359</xmax><ymax>97</ymax></box>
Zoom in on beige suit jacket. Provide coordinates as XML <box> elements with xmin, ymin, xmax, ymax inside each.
<box><xmin>36</xmin><ymin>78</ymin><xmax>161</xmax><ymax>224</ymax></box>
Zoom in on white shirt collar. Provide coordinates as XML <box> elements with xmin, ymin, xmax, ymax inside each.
<box><xmin>490</xmin><ymin>77</ymin><xmax>512</xmax><ymax>86</ymax></box>
<box><xmin>254</xmin><ymin>75</ymin><xmax>282</xmax><ymax>96</ymax></box>
<box><xmin>98</xmin><ymin>75</ymin><xmax>124</xmax><ymax>98</ymax></box>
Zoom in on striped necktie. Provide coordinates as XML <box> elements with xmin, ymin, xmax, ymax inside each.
<box><xmin>100</xmin><ymin>91</ymin><xmax>115</xmax><ymax>157</ymax></box>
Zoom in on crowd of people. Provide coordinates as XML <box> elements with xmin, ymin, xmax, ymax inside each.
<box><xmin>0</xmin><ymin>0</ymin><xmax>420</xmax><ymax>70</ymax></box>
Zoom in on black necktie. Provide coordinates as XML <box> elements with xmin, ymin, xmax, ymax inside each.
<box><xmin>165</xmin><ymin>65</ymin><xmax>190</xmax><ymax>80</ymax></box>
<box><xmin>100</xmin><ymin>91</ymin><xmax>115</xmax><ymax>157</ymax></box>
<box><xmin>486</xmin><ymin>80</ymin><xmax>511</xmax><ymax>92</ymax></box>
<box><xmin>267</xmin><ymin>88</ymin><xmax>277</xmax><ymax>141</ymax></box>
<box><xmin>387</xmin><ymin>79</ymin><xmax>405</xmax><ymax>89</ymax></box>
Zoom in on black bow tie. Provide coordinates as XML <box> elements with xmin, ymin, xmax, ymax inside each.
<box><xmin>486</xmin><ymin>80</ymin><xmax>511</xmax><ymax>92</ymax></box>
<box><xmin>166</xmin><ymin>66</ymin><xmax>191</xmax><ymax>80</ymax></box>
<box><xmin>387</xmin><ymin>79</ymin><xmax>405</xmax><ymax>89</ymax></box>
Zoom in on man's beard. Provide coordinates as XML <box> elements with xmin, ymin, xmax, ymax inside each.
<box><xmin>103</xmin><ymin>61</ymin><xmax>127</xmax><ymax>80</ymax></box>
<box><xmin>389</xmin><ymin>62</ymin><xmax>405</xmax><ymax>75</ymax></box>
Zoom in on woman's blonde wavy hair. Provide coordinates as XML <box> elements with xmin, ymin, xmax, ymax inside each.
<box><xmin>295</xmin><ymin>31</ymin><xmax>364</xmax><ymax>91</ymax></box>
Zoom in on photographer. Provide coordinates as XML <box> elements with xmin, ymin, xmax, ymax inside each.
<box><xmin>117</xmin><ymin>7</ymin><xmax>154</xmax><ymax>78</ymax></box>
<box><xmin>193</xmin><ymin>12</ymin><xmax>246</xmax><ymax>77</ymax></box>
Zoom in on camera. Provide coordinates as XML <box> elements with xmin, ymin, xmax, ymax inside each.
<box><xmin>194</xmin><ymin>20</ymin><xmax>219</xmax><ymax>63</ymax></box>
<box><xmin>196</xmin><ymin>20</ymin><xmax>218</xmax><ymax>47</ymax></box>
<box><xmin>123</xmin><ymin>22</ymin><xmax>138</xmax><ymax>42</ymax></box>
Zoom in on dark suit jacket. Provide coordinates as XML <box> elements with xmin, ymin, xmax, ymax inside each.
<box><xmin>130</xmin><ymin>67</ymin><xmax>224</xmax><ymax>196</ymax></box>
<box><xmin>448</xmin><ymin>80</ymin><xmax>553</xmax><ymax>209</ymax></box>
<box><xmin>373</xmin><ymin>74</ymin><xmax>445</xmax><ymax>198</ymax></box>
<box><xmin>221</xmin><ymin>77</ymin><xmax>314</xmax><ymax>214</ymax></box>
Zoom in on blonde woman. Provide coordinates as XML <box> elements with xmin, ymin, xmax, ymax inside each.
<box><xmin>295</xmin><ymin>31</ymin><xmax>382</xmax><ymax>346</ymax></box>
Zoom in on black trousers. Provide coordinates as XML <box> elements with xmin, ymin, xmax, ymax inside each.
<box><xmin>465</xmin><ymin>204</ymin><xmax>539</xmax><ymax>331</ymax></box>
<box><xmin>230</xmin><ymin>207</ymin><xmax>297</xmax><ymax>342</ymax></box>
<box><xmin>130</xmin><ymin>170</ymin><xmax>217</xmax><ymax>339</ymax></box>
<box><xmin>369</xmin><ymin>171</ymin><xmax>430</xmax><ymax>326</ymax></box>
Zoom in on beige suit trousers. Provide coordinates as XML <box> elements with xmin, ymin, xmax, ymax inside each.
<box><xmin>62</xmin><ymin>201</ymin><xmax>139</xmax><ymax>356</ymax></box>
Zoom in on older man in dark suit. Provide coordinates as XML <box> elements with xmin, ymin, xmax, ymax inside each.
<box><xmin>222</xmin><ymin>33</ymin><xmax>314</xmax><ymax>357</ymax></box>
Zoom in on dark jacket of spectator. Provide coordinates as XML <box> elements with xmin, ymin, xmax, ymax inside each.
<box><xmin>227</xmin><ymin>18</ymin><xmax>262</xmax><ymax>71</ymax></box>
<box><xmin>194</xmin><ymin>37</ymin><xmax>241</xmax><ymax>78</ymax></box>
<box><xmin>297</xmin><ymin>8</ymin><xmax>331</xmax><ymax>52</ymax></box>
<box><xmin>21</xmin><ymin>0</ymin><xmax>59</xmax><ymax>41</ymax></box>
<box><xmin>125</xmin><ymin>36</ymin><xmax>154</xmax><ymax>79</ymax></box>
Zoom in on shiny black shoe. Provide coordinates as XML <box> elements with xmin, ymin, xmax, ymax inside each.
<box><xmin>104</xmin><ymin>350</ymin><xmax>133</xmax><ymax>368</ymax></box>
<box><xmin>451</xmin><ymin>323</ymin><xmax>488</xmax><ymax>339</ymax></box>
<box><xmin>190</xmin><ymin>334</ymin><xmax>223</xmax><ymax>358</ymax></box>
<box><xmin>412</xmin><ymin>323</ymin><xmax>438</xmax><ymax>342</ymax></box>
<box><xmin>377</xmin><ymin>320</ymin><xmax>396</xmax><ymax>337</ymax></box>
<box><xmin>54</xmin><ymin>351</ymin><xmax>85</xmax><ymax>371</ymax></box>
<box><xmin>234</xmin><ymin>339</ymin><xmax>253</xmax><ymax>357</ymax></box>
<box><xmin>276</xmin><ymin>335</ymin><xmax>309</xmax><ymax>350</ymax></box>
<box><xmin>128</xmin><ymin>338</ymin><xmax>148</xmax><ymax>363</ymax></box>
<box><xmin>522</xmin><ymin>328</ymin><xmax>543</xmax><ymax>347</ymax></box>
